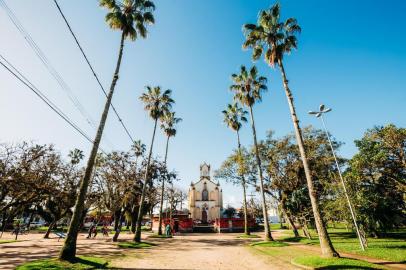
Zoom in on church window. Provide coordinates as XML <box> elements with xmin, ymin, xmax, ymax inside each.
<box><xmin>202</xmin><ymin>189</ymin><xmax>209</xmax><ymax>201</ymax></box>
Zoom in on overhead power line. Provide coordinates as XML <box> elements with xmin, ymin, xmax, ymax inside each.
<box><xmin>0</xmin><ymin>0</ymin><xmax>115</xmax><ymax>149</ymax></box>
<box><xmin>0</xmin><ymin>54</ymin><xmax>107</xmax><ymax>155</ymax></box>
<box><xmin>52</xmin><ymin>0</ymin><xmax>136</xmax><ymax>144</ymax></box>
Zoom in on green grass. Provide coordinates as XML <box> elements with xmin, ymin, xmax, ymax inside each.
<box><xmin>36</xmin><ymin>226</ymin><xmax>50</xmax><ymax>232</ymax></box>
<box><xmin>0</xmin><ymin>239</ymin><xmax>18</xmax><ymax>244</ymax></box>
<box><xmin>117</xmin><ymin>241</ymin><xmax>156</xmax><ymax>249</ymax></box>
<box><xmin>16</xmin><ymin>256</ymin><xmax>108</xmax><ymax>270</ymax></box>
<box><xmin>280</xmin><ymin>229</ymin><xmax>406</xmax><ymax>263</ymax></box>
<box><xmin>270</xmin><ymin>223</ymin><xmax>288</xmax><ymax>230</ymax></box>
<box><xmin>292</xmin><ymin>255</ymin><xmax>384</xmax><ymax>269</ymax></box>
<box><xmin>250</xmin><ymin>240</ymin><xmax>385</xmax><ymax>269</ymax></box>
<box><xmin>34</xmin><ymin>226</ymin><xmax>68</xmax><ymax>232</ymax></box>
<box><xmin>148</xmin><ymin>234</ymin><xmax>173</xmax><ymax>238</ymax></box>
<box><xmin>250</xmin><ymin>241</ymin><xmax>288</xmax><ymax>247</ymax></box>
<box><xmin>237</xmin><ymin>234</ymin><xmax>261</xmax><ymax>239</ymax></box>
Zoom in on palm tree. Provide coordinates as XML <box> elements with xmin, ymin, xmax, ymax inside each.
<box><xmin>68</xmin><ymin>149</ymin><xmax>84</xmax><ymax>166</ymax></box>
<box><xmin>59</xmin><ymin>0</ymin><xmax>155</xmax><ymax>261</ymax></box>
<box><xmin>230</xmin><ymin>65</ymin><xmax>273</xmax><ymax>241</ymax></box>
<box><xmin>157</xmin><ymin>111</ymin><xmax>182</xmax><ymax>235</ymax></box>
<box><xmin>132</xmin><ymin>140</ymin><xmax>146</xmax><ymax>167</ymax></box>
<box><xmin>135</xmin><ymin>86</ymin><xmax>174</xmax><ymax>242</ymax></box>
<box><xmin>242</xmin><ymin>3</ymin><xmax>338</xmax><ymax>257</ymax></box>
<box><xmin>222</xmin><ymin>103</ymin><xmax>251</xmax><ymax>235</ymax></box>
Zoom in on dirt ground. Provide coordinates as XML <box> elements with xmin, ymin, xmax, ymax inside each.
<box><xmin>0</xmin><ymin>231</ymin><xmax>297</xmax><ymax>270</ymax></box>
<box><xmin>2</xmin><ymin>230</ymin><xmax>403</xmax><ymax>270</ymax></box>
<box><xmin>110</xmin><ymin>233</ymin><xmax>297</xmax><ymax>270</ymax></box>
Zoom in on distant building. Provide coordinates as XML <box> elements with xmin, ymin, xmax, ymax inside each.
<box><xmin>188</xmin><ymin>163</ymin><xmax>223</xmax><ymax>223</ymax></box>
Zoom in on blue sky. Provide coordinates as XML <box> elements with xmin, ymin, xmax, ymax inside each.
<box><xmin>1</xmin><ymin>0</ymin><xmax>405</xmax><ymax>207</ymax></box>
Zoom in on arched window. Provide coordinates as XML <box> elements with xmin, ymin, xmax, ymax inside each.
<box><xmin>202</xmin><ymin>189</ymin><xmax>209</xmax><ymax>201</ymax></box>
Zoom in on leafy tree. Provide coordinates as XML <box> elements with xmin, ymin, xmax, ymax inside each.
<box><xmin>243</xmin><ymin>3</ymin><xmax>337</xmax><ymax>256</ymax></box>
<box><xmin>157</xmin><ymin>112</ymin><xmax>181</xmax><ymax>235</ymax></box>
<box><xmin>230</xmin><ymin>65</ymin><xmax>273</xmax><ymax>241</ymax></box>
<box><xmin>95</xmin><ymin>151</ymin><xmax>136</xmax><ymax>241</ymax></box>
<box><xmin>40</xmin><ymin>149</ymin><xmax>83</xmax><ymax>239</ymax></box>
<box><xmin>261</xmin><ymin>128</ymin><xmax>345</xmax><ymax>240</ymax></box>
<box><xmin>135</xmin><ymin>86</ymin><xmax>174</xmax><ymax>242</ymax></box>
<box><xmin>60</xmin><ymin>0</ymin><xmax>155</xmax><ymax>260</ymax></box>
<box><xmin>223</xmin><ymin>206</ymin><xmax>237</xmax><ymax>219</ymax></box>
<box><xmin>345</xmin><ymin>124</ymin><xmax>406</xmax><ymax>237</ymax></box>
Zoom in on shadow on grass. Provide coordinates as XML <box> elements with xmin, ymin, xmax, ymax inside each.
<box><xmin>148</xmin><ymin>234</ymin><xmax>173</xmax><ymax>239</ymax></box>
<box><xmin>250</xmin><ymin>241</ymin><xmax>288</xmax><ymax>247</ymax></box>
<box><xmin>16</xmin><ymin>256</ymin><xmax>108</xmax><ymax>270</ymax></box>
<box><xmin>117</xmin><ymin>241</ymin><xmax>157</xmax><ymax>249</ymax></box>
<box><xmin>69</xmin><ymin>257</ymin><xmax>108</xmax><ymax>269</ymax></box>
<box><xmin>292</xmin><ymin>256</ymin><xmax>384</xmax><ymax>270</ymax></box>
<box><xmin>281</xmin><ymin>236</ymin><xmax>313</xmax><ymax>243</ymax></box>
<box><xmin>317</xmin><ymin>266</ymin><xmax>379</xmax><ymax>269</ymax></box>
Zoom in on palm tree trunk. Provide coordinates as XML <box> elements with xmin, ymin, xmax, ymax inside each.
<box><xmin>59</xmin><ymin>32</ymin><xmax>126</xmax><ymax>261</ymax></box>
<box><xmin>248</xmin><ymin>106</ymin><xmax>273</xmax><ymax>241</ymax></box>
<box><xmin>158</xmin><ymin>136</ymin><xmax>170</xmax><ymax>235</ymax></box>
<box><xmin>237</xmin><ymin>131</ymin><xmax>250</xmax><ymax>235</ymax></box>
<box><xmin>277</xmin><ymin>59</ymin><xmax>338</xmax><ymax>257</ymax></box>
<box><xmin>169</xmin><ymin>183</ymin><xmax>173</xmax><ymax>229</ymax></box>
<box><xmin>134</xmin><ymin>118</ymin><xmax>158</xmax><ymax>242</ymax></box>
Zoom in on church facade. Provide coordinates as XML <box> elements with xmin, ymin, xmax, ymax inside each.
<box><xmin>188</xmin><ymin>163</ymin><xmax>223</xmax><ymax>223</ymax></box>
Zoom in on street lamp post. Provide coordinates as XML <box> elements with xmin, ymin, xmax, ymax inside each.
<box><xmin>309</xmin><ymin>104</ymin><xmax>366</xmax><ymax>251</ymax></box>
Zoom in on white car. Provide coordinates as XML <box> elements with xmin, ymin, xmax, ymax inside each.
<box><xmin>29</xmin><ymin>221</ymin><xmax>46</xmax><ymax>228</ymax></box>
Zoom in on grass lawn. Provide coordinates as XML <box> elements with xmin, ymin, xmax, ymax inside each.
<box><xmin>16</xmin><ymin>256</ymin><xmax>108</xmax><ymax>270</ymax></box>
<box><xmin>280</xmin><ymin>229</ymin><xmax>406</xmax><ymax>263</ymax></box>
<box><xmin>34</xmin><ymin>226</ymin><xmax>68</xmax><ymax>233</ymax></box>
<box><xmin>270</xmin><ymin>223</ymin><xmax>288</xmax><ymax>230</ymax></box>
<box><xmin>117</xmin><ymin>241</ymin><xmax>156</xmax><ymax>249</ymax></box>
<box><xmin>0</xmin><ymin>239</ymin><xmax>19</xmax><ymax>244</ymax></box>
<box><xmin>292</xmin><ymin>255</ymin><xmax>385</xmax><ymax>269</ymax></box>
<box><xmin>250</xmin><ymin>241</ymin><xmax>288</xmax><ymax>247</ymax></box>
<box><xmin>250</xmin><ymin>241</ymin><xmax>385</xmax><ymax>269</ymax></box>
<box><xmin>35</xmin><ymin>226</ymin><xmax>50</xmax><ymax>232</ymax></box>
<box><xmin>237</xmin><ymin>234</ymin><xmax>261</xmax><ymax>239</ymax></box>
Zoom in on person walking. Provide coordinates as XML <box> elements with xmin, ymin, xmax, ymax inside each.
<box><xmin>86</xmin><ymin>223</ymin><xmax>95</xmax><ymax>239</ymax></box>
<box><xmin>165</xmin><ymin>223</ymin><xmax>171</xmax><ymax>236</ymax></box>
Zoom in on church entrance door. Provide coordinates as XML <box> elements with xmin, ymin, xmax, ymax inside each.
<box><xmin>202</xmin><ymin>210</ymin><xmax>207</xmax><ymax>223</ymax></box>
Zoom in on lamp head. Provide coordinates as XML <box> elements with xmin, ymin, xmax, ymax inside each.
<box><xmin>319</xmin><ymin>104</ymin><xmax>325</xmax><ymax>111</ymax></box>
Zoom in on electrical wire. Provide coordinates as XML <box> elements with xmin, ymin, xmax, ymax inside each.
<box><xmin>0</xmin><ymin>0</ymin><xmax>116</xmax><ymax>150</ymax></box>
<box><xmin>0</xmin><ymin>54</ymin><xmax>107</xmax><ymax>155</ymax></box>
<box><xmin>53</xmin><ymin>0</ymin><xmax>136</xmax><ymax>144</ymax></box>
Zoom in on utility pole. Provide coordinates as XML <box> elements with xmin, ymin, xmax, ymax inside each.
<box><xmin>309</xmin><ymin>104</ymin><xmax>366</xmax><ymax>251</ymax></box>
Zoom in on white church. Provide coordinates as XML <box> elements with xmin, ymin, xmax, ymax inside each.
<box><xmin>188</xmin><ymin>163</ymin><xmax>223</xmax><ymax>223</ymax></box>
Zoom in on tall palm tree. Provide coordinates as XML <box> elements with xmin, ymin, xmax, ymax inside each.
<box><xmin>230</xmin><ymin>65</ymin><xmax>273</xmax><ymax>241</ymax></box>
<box><xmin>157</xmin><ymin>111</ymin><xmax>182</xmax><ymax>235</ymax></box>
<box><xmin>68</xmin><ymin>149</ymin><xmax>84</xmax><ymax>166</ymax></box>
<box><xmin>135</xmin><ymin>86</ymin><xmax>174</xmax><ymax>242</ymax></box>
<box><xmin>132</xmin><ymin>139</ymin><xmax>146</xmax><ymax>167</ymax></box>
<box><xmin>243</xmin><ymin>3</ymin><xmax>338</xmax><ymax>257</ymax></box>
<box><xmin>59</xmin><ymin>0</ymin><xmax>155</xmax><ymax>261</ymax></box>
<box><xmin>222</xmin><ymin>103</ymin><xmax>251</xmax><ymax>235</ymax></box>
